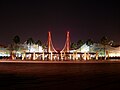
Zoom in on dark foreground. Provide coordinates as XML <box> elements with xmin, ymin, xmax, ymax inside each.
<box><xmin>0</xmin><ymin>61</ymin><xmax>120</xmax><ymax>90</ymax></box>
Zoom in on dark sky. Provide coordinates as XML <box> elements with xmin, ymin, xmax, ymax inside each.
<box><xmin>0</xmin><ymin>0</ymin><xmax>120</xmax><ymax>49</ymax></box>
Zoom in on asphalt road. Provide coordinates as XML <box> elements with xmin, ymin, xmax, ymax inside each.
<box><xmin>0</xmin><ymin>60</ymin><xmax>120</xmax><ymax>90</ymax></box>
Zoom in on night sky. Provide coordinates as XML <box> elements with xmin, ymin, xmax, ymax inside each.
<box><xmin>0</xmin><ymin>0</ymin><xmax>120</xmax><ymax>49</ymax></box>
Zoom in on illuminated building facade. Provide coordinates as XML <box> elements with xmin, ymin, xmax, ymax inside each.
<box><xmin>0</xmin><ymin>32</ymin><xmax>120</xmax><ymax>60</ymax></box>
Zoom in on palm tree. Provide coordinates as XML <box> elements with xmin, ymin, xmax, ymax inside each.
<box><xmin>26</xmin><ymin>38</ymin><xmax>34</xmax><ymax>52</ymax></box>
<box><xmin>86</xmin><ymin>39</ymin><xmax>93</xmax><ymax>46</ymax></box>
<box><xmin>36</xmin><ymin>40</ymin><xmax>42</xmax><ymax>46</ymax></box>
<box><xmin>100</xmin><ymin>36</ymin><xmax>109</xmax><ymax>58</ymax></box>
<box><xmin>8</xmin><ymin>35</ymin><xmax>21</xmax><ymax>59</ymax></box>
<box><xmin>36</xmin><ymin>40</ymin><xmax>42</xmax><ymax>52</ymax></box>
<box><xmin>86</xmin><ymin>39</ymin><xmax>93</xmax><ymax>52</ymax></box>
<box><xmin>13</xmin><ymin>35</ymin><xmax>21</xmax><ymax>51</ymax></box>
<box><xmin>27</xmin><ymin>38</ymin><xmax>34</xmax><ymax>45</ymax></box>
<box><xmin>70</xmin><ymin>42</ymin><xmax>77</xmax><ymax>50</ymax></box>
<box><xmin>13</xmin><ymin>35</ymin><xmax>20</xmax><ymax>44</ymax></box>
<box><xmin>77</xmin><ymin>40</ymin><xmax>84</xmax><ymax>49</ymax></box>
<box><xmin>42</xmin><ymin>44</ymin><xmax>47</xmax><ymax>52</ymax></box>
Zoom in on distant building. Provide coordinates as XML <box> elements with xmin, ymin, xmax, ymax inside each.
<box><xmin>0</xmin><ymin>44</ymin><xmax>10</xmax><ymax>57</ymax></box>
<box><xmin>74</xmin><ymin>43</ymin><xmax>120</xmax><ymax>57</ymax></box>
<box><xmin>23</xmin><ymin>43</ymin><xmax>43</xmax><ymax>53</ymax></box>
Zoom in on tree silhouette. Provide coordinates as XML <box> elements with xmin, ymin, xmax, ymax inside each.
<box><xmin>27</xmin><ymin>38</ymin><xmax>34</xmax><ymax>45</ymax></box>
<box><xmin>100</xmin><ymin>36</ymin><xmax>109</xmax><ymax>58</ymax></box>
<box><xmin>26</xmin><ymin>38</ymin><xmax>34</xmax><ymax>52</ymax></box>
<box><xmin>36</xmin><ymin>40</ymin><xmax>42</xmax><ymax>46</ymax></box>
<box><xmin>13</xmin><ymin>35</ymin><xmax>20</xmax><ymax>44</ymax></box>
<box><xmin>86</xmin><ymin>39</ymin><xmax>93</xmax><ymax>52</ymax></box>
<box><xmin>77</xmin><ymin>40</ymin><xmax>84</xmax><ymax>48</ymax></box>
<box><xmin>8</xmin><ymin>35</ymin><xmax>21</xmax><ymax>59</ymax></box>
<box><xmin>70</xmin><ymin>42</ymin><xmax>77</xmax><ymax>50</ymax></box>
<box><xmin>86</xmin><ymin>39</ymin><xmax>93</xmax><ymax>46</ymax></box>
